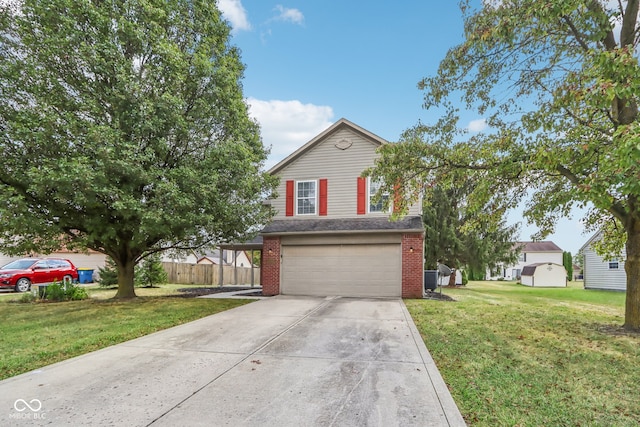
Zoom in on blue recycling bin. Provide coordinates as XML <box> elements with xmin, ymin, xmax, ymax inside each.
<box><xmin>77</xmin><ymin>269</ymin><xmax>94</xmax><ymax>284</ymax></box>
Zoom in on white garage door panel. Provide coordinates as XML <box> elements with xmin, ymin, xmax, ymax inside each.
<box><xmin>281</xmin><ymin>244</ymin><xmax>401</xmax><ymax>297</ymax></box>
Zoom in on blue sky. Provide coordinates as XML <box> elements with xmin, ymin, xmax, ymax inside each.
<box><xmin>218</xmin><ymin>0</ymin><xmax>589</xmax><ymax>255</ymax></box>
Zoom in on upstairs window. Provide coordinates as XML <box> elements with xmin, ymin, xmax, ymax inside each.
<box><xmin>368</xmin><ymin>178</ymin><xmax>389</xmax><ymax>213</ymax></box>
<box><xmin>518</xmin><ymin>253</ymin><xmax>526</xmax><ymax>262</ymax></box>
<box><xmin>608</xmin><ymin>258</ymin><xmax>619</xmax><ymax>269</ymax></box>
<box><xmin>296</xmin><ymin>180</ymin><xmax>316</xmax><ymax>215</ymax></box>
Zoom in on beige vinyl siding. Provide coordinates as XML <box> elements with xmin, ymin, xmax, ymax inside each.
<box><xmin>272</xmin><ymin>128</ymin><xmax>421</xmax><ymax>219</ymax></box>
<box><xmin>55</xmin><ymin>253</ymin><xmax>107</xmax><ymax>280</ymax></box>
<box><xmin>583</xmin><ymin>246</ymin><xmax>626</xmax><ymax>291</ymax></box>
<box><xmin>0</xmin><ymin>254</ymin><xmax>15</xmax><ymax>268</ymax></box>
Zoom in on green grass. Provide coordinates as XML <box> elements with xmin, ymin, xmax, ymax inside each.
<box><xmin>0</xmin><ymin>284</ymin><xmax>252</xmax><ymax>380</ymax></box>
<box><xmin>407</xmin><ymin>281</ymin><xmax>640</xmax><ymax>426</ymax></box>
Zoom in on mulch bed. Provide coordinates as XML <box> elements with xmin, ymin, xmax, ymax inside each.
<box><xmin>423</xmin><ymin>291</ymin><xmax>456</xmax><ymax>301</ymax></box>
<box><xmin>176</xmin><ymin>287</ymin><xmax>267</xmax><ymax>298</ymax></box>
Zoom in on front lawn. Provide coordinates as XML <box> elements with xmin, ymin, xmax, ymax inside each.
<box><xmin>0</xmin><ymin>285</ymin><xmax>252</xmax><ymax>380</ymax></box>
<box><xmin>408</xmin><ymin>281</ymin><xmax>640</xmax><ymax>426</ymax></box>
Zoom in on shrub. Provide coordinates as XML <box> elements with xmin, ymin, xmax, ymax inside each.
<box><xmin>41</xmin><ymin>281</ymin><xmax>88</xmax><ymax>302</ymax></box>
<box><xmin>18</xmin><ymin>292</ymin><xmax>36</xmax><ymax>303</ymax></box>
<box><xmin>461</xmin><ymin>269</ymin><xmax>469</xmax><ymax>285</ymax></box>
<box><xmin>135</xmin><ymin>253</ymin><xmax>167</xmax><ymax>288</ymax></box>
<box><xmin>98</xmin><ymin>257</ymin><xmax>118</xmax><ymax>288</ymax></box>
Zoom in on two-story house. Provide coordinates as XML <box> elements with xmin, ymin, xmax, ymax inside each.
<box><xmin>490</xmin><ymin>241</ymin><xmax>564</xmax><ymax>280</ymax></box>
<box><xmin>260</xmin><ymin>119</ymin><xmax>425</xmax><ymax>298</ymax></box>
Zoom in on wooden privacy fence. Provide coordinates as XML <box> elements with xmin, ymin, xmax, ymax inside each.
<box><xmin>162</xmin><ymin>262</ymin><xmax>261</xmax><ymax>286</ymax></box>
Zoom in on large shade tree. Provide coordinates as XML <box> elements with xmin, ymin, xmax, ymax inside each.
<box><xmin>0</xmin><ymin>0</ymin><xmax>276</xmax><ymax>298</ymax></box>
<box><xmin>367</xmin><ymin>0</ymin><xmax>640</xmax><ymax>329</ymax></box>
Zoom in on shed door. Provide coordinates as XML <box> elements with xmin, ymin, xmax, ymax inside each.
<box><xmin>281</xmin><ymin>244</ymin><xmax>401</xmax><ymax>297</ymax></box>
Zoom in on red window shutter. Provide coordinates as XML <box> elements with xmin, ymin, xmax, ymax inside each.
<box><xmin>319</xmin><ymin>179</ymin><xmax>328</xmax><ymax>216</ymax></box>
<box><xmin>285</xmin><ymin>180</ymin><xmax>294</xmax><ymax>216</ymax></box>
<box><xmin>357</xmin><ymin>177</ymin><xmax>366</xmax><ymax>215</ymax></box>
<box><xmin>393</xmin><ymin>183</ymin><xmax>401</xmax><ymax>214</ymax></box>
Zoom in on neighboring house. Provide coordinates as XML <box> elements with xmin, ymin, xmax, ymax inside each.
<box><xmin>52</xmin><ymin>249</ymin><xmax>107</xmax><ymax>273</ymax></box>
<box><xmin>580</xmin><ymin>232</ymin><xmax>626</xmax><ymax>291</ymax></box>
<box><xmin>260</xmin><ymin>118</ymin><xmax>425</xmax><ymax>298</ymax></box>
<box><xmin>197</xmin><ymin>250</ymin><xmax>253</xmax><ymax>268</ymax></box>
<box><xmin>161</xmin><ymin>251</ymin><xmax>199</xmax><ymax>264</ymax></box>
<box><xmin>490</xmin><ymin>241</ymin><xmax>564</xmax><ymax>280</ymax></box>
<box><xmin>573</xmin><ymin>263</ymin><xmax>583</xmax><ymax>280</ymax></box>
<box><xmin>521</xmin><ymin>263</ymin><xmax>567</xmax><ymax>287</ymax></box>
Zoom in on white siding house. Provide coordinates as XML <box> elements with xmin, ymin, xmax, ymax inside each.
<box><xmin>161</xmin><ymin>251</ymin><xmax>199</xmax><ymax>264</ymax></box>
<box><xmin>197</xmin><ymin>250</ymin><xmax>253</xmax><ymax>268</ymax></box>
<box><xmin>581</xmin><ymin>232</ymin><xmax>626</xmax><ymax>291</ymax></box>
<box><xmin>490</xmin><ymin>241</ymin><xmax>564</xmax><ymax>280</ymax></box>
<box><xmin>521</xmin><ymin>263</ymin><xmax>567</xmax><ymax>287</ymax></box>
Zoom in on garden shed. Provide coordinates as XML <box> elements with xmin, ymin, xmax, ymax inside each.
<box><xmin>520</xmin><ymin>263</ymin><xmax>567</xmax><ymax>287</ymax></box>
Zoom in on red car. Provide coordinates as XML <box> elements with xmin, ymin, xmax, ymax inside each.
<box><xmin>0</xmin><ymin>258</ymin><xmax>79</xmax><ymax>292</ymax></box>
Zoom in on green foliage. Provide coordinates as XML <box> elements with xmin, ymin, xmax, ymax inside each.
<box><xmin>461</xmin><ymin>269</ymin><xmax>469</xmax><ymax>285</ymax></box>
<box><xmin>18</xmin><ymin>292</ymin><xmax>36</xmax><ymax>303</ymax></box>
<box><xmin>98</xmin><ymin>258</ymin><xmax>119</xmax><ymax>288</ymax></box>
<box><xmin>366</xmin><ymin>0</ymin><xmax>640</xmax><ymax>329</ymax></box>
<box><xmin>421</xmin><ymin>182</ymin><xmax>519</xmax><ymax>273</ymax></box>
<box><xmin>0</xmin><ymin>0</ymin><xmax>277</xmax><ymax>299</ymax></box>
<box><xmin>41</xmin><ymin>281</ymin><xmax>88</xmax><ymax>302</ymax></box>
<box><xmin>251</xmin><ymin>251</ymin><xmax>261</xmax><ymax>267</ymax></box>
<box><xmin>467</xmin><ymin>266</ymin><xmax>486</xmax><ymax>281</ymax></box>
<box><xmin>135</xmin><ymin>253</ymin><xmax>168</xmax><ymax>288</ymax></box>
<box><xmin>563</xmin><ymin>251</ymin><xmax>574</xmax><ymax>281</ymax></box>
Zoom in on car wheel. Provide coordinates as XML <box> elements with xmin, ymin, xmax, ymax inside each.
<box><xmin>15</xmin><ymin>278</ymin><xmax>31</xmax><ymax>293</ymax></box>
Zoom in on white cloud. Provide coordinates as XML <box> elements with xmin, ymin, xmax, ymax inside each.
<box><xmin>467</xmin><ymin>118</ymin><xmax>488</xmax><ymax>132</ymax></box>
<box><xmin>218</xmin><ymin>0</ymin><xmax>251</xmax><ymax>32</ymax></box>
<box><xmin>273</xmin><ymin>5</ymin><xmax>305</xmax><ymax>25</ymax></box>
<box><xmin>247</xmin><ymin>98</ymin><xmax>334</xmax><ymax>168</ymax></box>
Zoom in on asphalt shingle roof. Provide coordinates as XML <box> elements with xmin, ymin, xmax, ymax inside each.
<box><xmin>518</xmin><ymin>241</ymin><xmax>563</xmax><ymax>252</ymax></box>
<box><xmin>261</xmin><ymin>216</ymin><xmax>424</xmax><ymax>235</ymax></box>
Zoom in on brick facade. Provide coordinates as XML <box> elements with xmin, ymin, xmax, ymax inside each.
<box><xmin>261</xmin><ymin>236</ymin><xmax>281</xmax><ymax>296</ymax></box>
<box><xmin>402</xmin><ymin>233</ymin><xmax>424</xmax><ymax>298</ymax></box>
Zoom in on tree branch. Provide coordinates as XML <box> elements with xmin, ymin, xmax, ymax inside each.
<box><xmin>588</xmin><ymin>0</ymin><xmax>618</xmax><ymax>50</ymax></box>
<box><xmin>561</xmin><ymin>15</ymin><xmax>590</xmax><ymax>51</ymax></box>
<box><xmin>621</xmin><ymin>0</ymin><xmax>639</xmax><ymax>46</ymax></box>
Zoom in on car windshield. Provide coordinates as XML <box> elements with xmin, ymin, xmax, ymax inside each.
<box><xmin>1</xmin><ymin>259</ymin><xmax>38</xmax><ymax>270</ymax></box>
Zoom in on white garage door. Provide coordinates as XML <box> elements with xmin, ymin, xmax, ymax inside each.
<box><xmin>281</xmin><ymin>244</ymin><xmax>401</xmax><ymax>297</ymax></box>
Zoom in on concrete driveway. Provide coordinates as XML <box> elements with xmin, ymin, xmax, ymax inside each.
<box><xmin>0</xmin><ymin>296</ymin><xmax>465</xmax><ymax>426</ymax></box>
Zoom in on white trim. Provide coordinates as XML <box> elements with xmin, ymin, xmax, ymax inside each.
<box><xmin>295</xmin><ymin>179</ymin><xmax>318</xmax><ymax>216</ymax></box>
<box><xmin>367</xmin><ymin>177</ymin><xmax>390</xmax><ymax>214</ymax></box>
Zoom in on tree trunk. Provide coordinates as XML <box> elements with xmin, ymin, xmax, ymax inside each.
<box><xmin>624</xmin><ymin>222</ymin><xmax>640</xmax><ymax>330</ymax></box>
<box><xmin>114</xmin><ymin>258</ymin><xmax>137</xmax><ymax>299</ymax></box>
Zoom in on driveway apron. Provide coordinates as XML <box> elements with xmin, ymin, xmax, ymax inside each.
<box><xmin>0</xmin><ymin>296</ymin><xmax>465</xmax><ymax>426</ymax></box>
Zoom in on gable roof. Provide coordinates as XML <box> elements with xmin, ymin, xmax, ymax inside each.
<box><xmin>521</xmin><ymin>262</ymin><xmax>564</xmax><ymax>276</ymax></box>
<box><xmin>268</xmin><ymin>118</ymin><xmax>388</xmax><ymax>175</ymax></box>
<box><xmin>517</xmin><ymin>241</ymin><xmax>563</xmax><ymax>253</ymax></box>
<box><xmin>579</xmin><ymin>231</ymin><xmax>601</xmax><ymax>252</ymax></box>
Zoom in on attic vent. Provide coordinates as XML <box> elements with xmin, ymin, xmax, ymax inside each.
<box><xmin>335</xmin><ymin>139</ymin><xmax>352</xmax><ymax>150</ymax></box>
